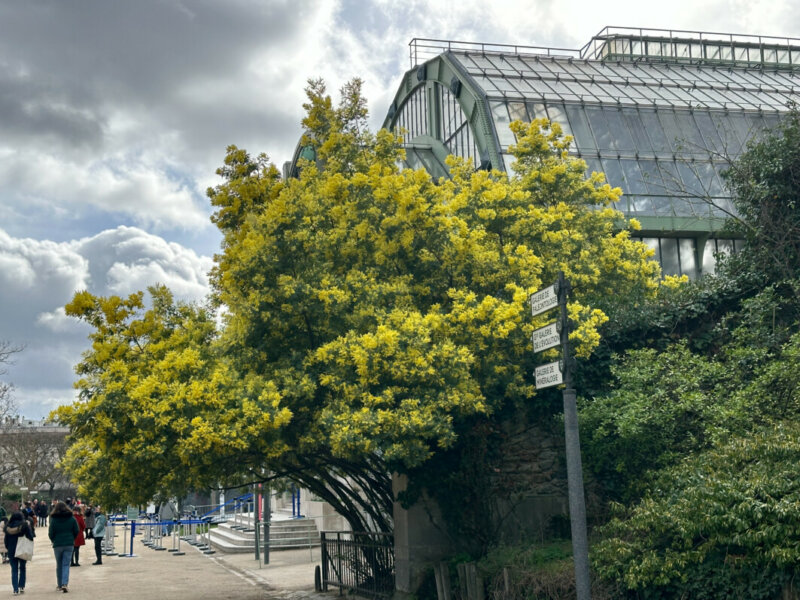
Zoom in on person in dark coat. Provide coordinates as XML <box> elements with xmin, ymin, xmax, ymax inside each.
<box><xmin>48</xmin><ymin>501</ymin><xmax>78</xmax><ymax>593</ymax></box>
<box><xmin>36</xmin><ymin>500</ymin><xmax>49</xmax><ymax>527</ymax></box>
<box><xmin>5</xmin><ymin>510</ymin><xmax>34</xmax><ymax>595</ymax></box>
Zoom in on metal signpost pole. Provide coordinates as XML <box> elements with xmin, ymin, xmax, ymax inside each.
<box><xmin>557</xmin><ymin>272</ymin><xmax>591</xmax><ymax>600</ymax></box>
<box><xmin>530</xmin><ymin>272</ymin><xmax>591</xmax><ymax>600</ymax></box>
<box><xmin>254</xmin><ymin>485</ymin><xmax>261</xmax><ymax>563</ymax></box>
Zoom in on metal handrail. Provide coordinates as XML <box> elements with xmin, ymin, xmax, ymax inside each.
<box><xmin>409</xmin><ymin>37</ymin><xmax>580</xmax><ymax>67</ymax></box>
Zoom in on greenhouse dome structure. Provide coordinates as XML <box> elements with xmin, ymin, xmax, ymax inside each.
<box><xmin>381</xmin><ymin>27</ymin><xmax>800</xmax><ymax>279</ymax></box>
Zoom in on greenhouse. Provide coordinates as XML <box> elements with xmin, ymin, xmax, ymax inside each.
<box><xmin>382</xmin><ymin>27</ymin><xmax>800</xmax><ymax>278</ymax></box>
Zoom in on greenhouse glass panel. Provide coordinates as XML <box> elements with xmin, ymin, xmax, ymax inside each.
<box><xmin>473</xmin><ymin>76</ymin><xmax>502</xmax><ymax>95</ymax></box>
<box><xmin>622</xmin><ymin>109</ymin><xmax>653</xmax><ymax>154</ymax></box>
<box><xmin>631</xmin><ymin>196</ymin><xmax>655</xmax><ymax>215</ymax></box>
<box><xmin>528</xmin><ymin>78</ymin><xmax>556</xmax><ymax>95</ymax></box>
<box><xmin>492</xmin><ymin>76</ymin><xmax>522</xmax><ymax>94</ymax></box>
<box><xmin>720</xmin><ymin>46</ymin><xmax>734</xmax><ymax>61</ymax></box>
<box><xmin>679</xmin><ymin>239</ymin><xmax>698</xmax><ymax>279</ymax></box>
<box><xmin>674</xmin><ymin>112</ymin><xmax>706</xmax><ymax>153</ymax></box>
<box><xmin>640</xmin><ymin>110</ymin><xmax>672</xmax><ymax>154</ymax></box>
<box><xmin>508</xmin><ymin>102</ymin><xmax>528</xmax><ymax>123</ymax></box>
<box><xmin>586</xmin><ymin>106</ymin><xmax>614</xmax><ymax>151</ymax></box>
<box><xmin>600</xmin><ymin>157</ymin><xmax>624</xmax><ymax>190</ymax></box>
<box><xmin>563</xmin><ymin>80</ymin><xmax>591</xmax><ymax>98</ymax></box>
<box><xmin>470</xmin><ymin>55</ymin><xmax>501</xmax><ymax>73</ymax></box>
<box><xmin>603</xmin><ymin>108</ymin><xmax>636</xmax><ymax>152</ymax></box>
<box><xmin>583</xmin><ymin>157</ymin><xmax>603</xmax><ymax>178</ymax></box>
<box><xmin>702</xmin><ymin>241</ymin><xmax>718</xmax><ymax>274</ymax></box>
<box><xmin>652</xmin><ymin>196</ymin><xmax>674</xmax><ymax>216</ymax></box>
<box><xmin>762</xmin><ymin>113</ymin><xmax>781</xmax><ymax>129</ymax></box>
<box><xmin>491</xmin><ymin>101</ymin><xmax>517</xmax><ymax>148</ymax></box>
<box><xmin>660</xmin><ymin>238</ymin><xmax>680</xmax><ymax>276</ymax></box>
<box><xmin>620</xmin><ymin>159</ymin><xmax>648</xmax><ymax>194</ymax></box>
<box><xmin>658</xmin><ymin>161</ymin><xmax>684</xmax><ymax>197</ymax></box>
<box><xmin>497</xmin><ymin>56</ymin><xmax>527</xmax><ymax>75</ymax></box>
<box><xmin>670</xmin><ymin>86</ymin><xmax>694</xmax><ymax>102</ymax></box>
<box><xmin>405</xmin><ymin>148</ymin><xmax>424</xmax><ymax>171</ymax></box>
<box><xmin>709</xmin><ymin>112</ymin><xmax>743</xmax><ymax>155</ymax></box>
<box><xmin>528</xmin><ymin>102</ymin><xmax>547</xmax><ymax>120</ymax></box>
<box><xmin>729</xmin><ymin>113</ymin><xmax>755</xmax><ymax>148</ymax></box>
<box><xmin>639</xmin><ymin>159</ymin><xmax>666</xmax><ymax>195</ymax></box>
<box><xmin>513</xmin><ymin>78</ymin><xmax>537</xmax><ymax>94</ymax></box>
<box><xmin>641</xmin><ymin>238</ymin><xmax>661</xmax><ymax>264</ymax></box>
<box><xmin>695</xmin><ymin>161</ymin><xmax>725</xmax><ymax>197</ymax></box>
<box><xmin>717</xmin><ymin>239</ymin><xmax>734</xmax><ymax>256</ymax></box>
<box><xmin>564</xmin><ymin>104</ymin><xmax>596</xmax><ymax>152</ymax></box>
<box><xmin>694</xmin><ymin>111</ymin><xmax>724</xmax><ymax>150</ymax></box>
<box><xmin>657</xmin><ymin>110</ymin><xmax>685</xmax><ymax>152</ymax></box>
<box><xmin>710</xmin><ymin>196</ymin><xmax>735</xmax><ymax>217</ymax></box>
<box><xmin>676</xmin><ymin>161</ymin><xmax>705</xmax><ymax>197</ymax></box>
<box><xmin>547</xmin><ymin>104</ymin><xmax>573</xmax><ymax>137</ymax></box>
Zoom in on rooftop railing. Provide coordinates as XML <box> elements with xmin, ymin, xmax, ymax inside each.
<box><xmin>581</xmin><ymin>26</ymin><xmax>800</xmax><ymax>69</ymax></box>
<box><xmin>408</xmin><ymin>37</ymin><xmax>579</xmax><ymax>67</ymax></box>
<box><xmin>409</xmin><ymin>27</ymin><xmax>800</xmax><ymax>71</ymax></box>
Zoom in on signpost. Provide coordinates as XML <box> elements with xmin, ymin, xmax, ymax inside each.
<box><xmin>529</xmin><ymin>272</ymin><xmax>591</xmax><ymax>600</ymax></box>
<box><xmin>532</xmin><ymin>321</ymin><xmax>561</xmax><ymax>353</ymax></box>
<box><xmin>529</xmin><ymin>282</ymin><xmax>560</xmax><ymax>317</ymax></box>
<box><xmin>535</xmin><ymin>360</ymin><xmax>563</xmax><ymax>388</ymax></box>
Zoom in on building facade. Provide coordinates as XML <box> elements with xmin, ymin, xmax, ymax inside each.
<box><xmin>383</xmin><ymin>27</ymin><xmax>800</xmax><ymax>280</ymax></box>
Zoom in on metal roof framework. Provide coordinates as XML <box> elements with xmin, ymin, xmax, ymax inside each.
<box><xmin>383</xmin><ymin>29</ymin><xmax>800</xmax><ymax>278</ymax></box>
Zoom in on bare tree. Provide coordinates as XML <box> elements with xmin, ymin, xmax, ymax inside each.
<box><xmin>0</xmin><ymin>425</ymin><xmax>70</xmax><ymax>493</ymax></box>
<box><xmin>0</xmin><ymin>340</ymin><xmax>21</xmax><ymax>421</ymax></box>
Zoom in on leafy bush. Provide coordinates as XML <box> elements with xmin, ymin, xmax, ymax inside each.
<box><xmin>593</xmin><ymin>423</ymin><xmax>800</xmax><ymax>599</ymax></box>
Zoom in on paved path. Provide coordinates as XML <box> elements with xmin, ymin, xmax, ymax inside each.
<box><xmin>1</xmin><ymin>532</ymin><xmax>332</xmax><ymax>599</ymax></box>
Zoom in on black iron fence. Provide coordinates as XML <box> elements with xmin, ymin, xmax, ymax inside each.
<box><xmin>320</xmin><ymin>531</ymin><xmax>394</xmax><ymax>598</ymax></box>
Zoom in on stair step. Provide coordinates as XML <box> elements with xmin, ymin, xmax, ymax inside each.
<box><xmin>206</xmin><ymin>515</ymin><xmax>322</xmax><ymax>554</ymax></box>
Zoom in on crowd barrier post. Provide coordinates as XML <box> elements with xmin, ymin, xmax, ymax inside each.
<box><xmin>155</xmin><ymin>519</ymin><xmax>167</xmax><ymax>551</ymax></box>
<box><xmin>203</xmin><ymin>521</ymin><xmax>215</xmax><ymax>555</ymax></box>
<box><xmin>104</xmin><ymin>521</ymin><xmax>116</xmax><ymax>556</ymax></box>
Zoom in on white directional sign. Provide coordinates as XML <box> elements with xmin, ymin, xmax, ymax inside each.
<box><xmin>532</xmin><ymin>322</ymin><xmax>561</xmax><ymax>353</ymax></box>
<box><xmin>535</xmin><ymin>360</ymin><xmax>563</xmax><ymax>389</ymax></box>
<box><xmin>529</xmin><ymin>283</ymin><xmax>559</xmax><ymax>317</ymax></box>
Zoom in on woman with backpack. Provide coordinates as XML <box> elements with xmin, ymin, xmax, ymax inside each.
<box><xmin>5</xmin><ymin>510</ymin><xmax>35</xmax><ymax>595</ymax></box>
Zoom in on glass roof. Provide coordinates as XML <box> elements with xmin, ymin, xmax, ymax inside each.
<box><xmin>450</xmin><ymin>51</ymin><xmax>799</xmax><ymax>111</ymax></box>
<box><xmin>392</xmin><ymin>32</ymin><xmax>798</xmax><ymax>227</ymax></box>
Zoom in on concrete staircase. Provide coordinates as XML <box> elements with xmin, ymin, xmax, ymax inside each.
<box><xmin>207</xmin><ymin>514</ymin><xmax>320</xmax><ymax>554</ymax></box>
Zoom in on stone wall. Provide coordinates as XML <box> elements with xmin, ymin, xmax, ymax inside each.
<box><xmin>394</xmin><ymin>409</ymin><xmax>581</xmax><ymax>595</ymax></box>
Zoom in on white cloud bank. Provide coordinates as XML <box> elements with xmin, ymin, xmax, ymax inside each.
<box><xmin>0</xmin><ymin>226</ymin><xmax>213</xmax><ymax>418</ymax></box>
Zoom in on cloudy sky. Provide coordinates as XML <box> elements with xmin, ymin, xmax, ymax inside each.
<box><xmin>1</xmin><ymin>0</ymin><xmax>799</xmax><ymax>419</ymax></box>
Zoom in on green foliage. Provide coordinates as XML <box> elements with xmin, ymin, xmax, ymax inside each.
<box><xmin>584</xmin><ymin>110</ymin><xmax>800</xmax><ymax>598</ymax></box>
<box><xmin>723</xmin><ymin>108</ymin><xmax>800</xmax><ymax>288</ymax></box>
<box><xmin>593</xmin><ymin>423</ymin><xmax>800</xmax><ymax>599</ymax></box>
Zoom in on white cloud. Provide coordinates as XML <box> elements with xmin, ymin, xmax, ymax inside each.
<box><xmin>0</xmin><ymin>147</ymin><xmax>210</xmax><ymax>233</ymax></box>
<box><xmin>0</xmin><ymin>226</ymin><xmax>213</xmax><ymax>419</ymax></box>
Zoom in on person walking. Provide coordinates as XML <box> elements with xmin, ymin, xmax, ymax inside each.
<box><xmin>71</xmin><ymin>507</ymin><xmax>85</xmax><ymax>567</ymax></box>
<box><xmin>36</xmin><ymin>500</ymin><xmax>48</xmax><ymax>527</ymax></box>
<box><xmin>84</xmin><ymin>505</ymin><xmax>95</xmax><ymax>540</ymax></box>
<box><xmin>0</xmin><ymin>516</ymin><xmax>8</xmax><ymax>564</ymax></box>
<box><xmin>91</xmin><ymin>506</ymin><xmax>107</xmax><ymax>565</ymax></box>
<box><xmin>5</xmin><ymin>510</ymin><xmax>35</xmax><ymax>595</ymax></box>
<box><xmin>49</xmin><ymin>501</ymin><xmax>79</xmax><ymax>593</ymax></box>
